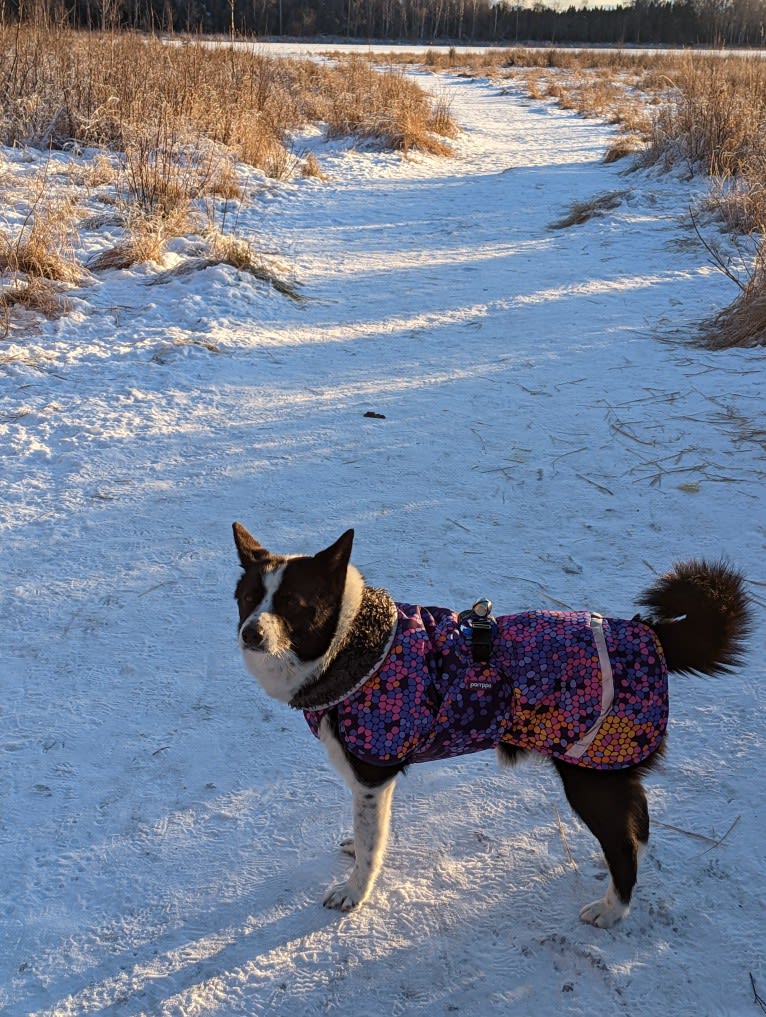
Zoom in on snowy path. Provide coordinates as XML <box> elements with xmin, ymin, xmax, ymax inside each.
<box><xmin>2</xmin><ymin>72</ymin><xmax>765</xmax><ymax>1017</ymax></box>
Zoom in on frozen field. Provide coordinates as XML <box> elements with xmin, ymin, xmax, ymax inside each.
<box><xmin>1</xmin><ymin>62</ymin><xmax>765</xmax><ymax>1016</ymax></box>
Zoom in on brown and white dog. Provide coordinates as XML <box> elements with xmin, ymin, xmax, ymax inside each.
<box><xmin>233</xmin><ymin>523</ymin><xmax>750</xmax><ymax>928</ymax></box>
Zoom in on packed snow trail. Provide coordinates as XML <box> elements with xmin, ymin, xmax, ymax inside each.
<box><xmin>1</xmin><ymin>67</ymin><xmax>765</xmax><ymax>1017</ymax></box>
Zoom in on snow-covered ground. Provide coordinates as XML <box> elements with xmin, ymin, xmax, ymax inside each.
<box><xmin>2</xmin><ymin>63</ymin><xmax>765</xmax><ymax>1017</ymax></box>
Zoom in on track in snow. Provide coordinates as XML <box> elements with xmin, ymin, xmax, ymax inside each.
<box><xmin>1</xmin><ymin>70</ymin><xmax>765</xmax><ymax>1017</ymax></box>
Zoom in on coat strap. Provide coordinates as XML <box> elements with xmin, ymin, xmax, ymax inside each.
<box><xmin>563</xmin><ymin>613</ymin><xmax>615</xmax><ymax>760</ymax></box>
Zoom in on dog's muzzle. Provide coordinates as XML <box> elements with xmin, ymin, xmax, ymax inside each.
<box><xmin>240</xmin><ymin>619</ymin><xmax>266</xmax><ymax>650</ymax></box>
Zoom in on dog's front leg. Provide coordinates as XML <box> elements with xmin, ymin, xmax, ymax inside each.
<box><xmin>324</xmin><ymin>781</ymin><xmax>396</xmax><ymax>911</ymax></box>
<box><xmin>319</xmin><ymin>716</ymin><xmax>396</xmax><ymax>911</ymax></box>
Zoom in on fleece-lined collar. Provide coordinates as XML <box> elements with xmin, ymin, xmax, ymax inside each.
<box><xmin>289</xmin><ymin>587</ymin><xmax>398</xmax><ymax>711</ymax></box>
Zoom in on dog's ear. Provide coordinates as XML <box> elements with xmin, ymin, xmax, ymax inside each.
<box><xmin>313</xmin><ymin>529</ymin><xmax>355</xmax><ymax>576</ymax></box>
<box><xmin>232</xmin><ymin>522</ymin><xmax>267</xmax><ymax>567</ymax></box>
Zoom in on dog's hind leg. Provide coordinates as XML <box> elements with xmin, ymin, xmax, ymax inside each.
<box><xmin>552</xmin><ymin>759</ymin><xmax>651</xmax><ymax>929</ymax></box>
<box><xmin>319</xmin><ymin>715</ymin><xmax>398</xmax><ymax>911</ymax></box>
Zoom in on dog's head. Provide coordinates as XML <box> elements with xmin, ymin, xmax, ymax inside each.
<box><xmin>232</xmin><ymin>523</ymin><xmax>364</xmax><ymax>703</ymax></box>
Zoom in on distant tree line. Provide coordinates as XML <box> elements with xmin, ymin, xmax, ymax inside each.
<box><xmin>4</xmin><ymin>0</ymin><xmax>766</xmax><ymax>47</ymax></box>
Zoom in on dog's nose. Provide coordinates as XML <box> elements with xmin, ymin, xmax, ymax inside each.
<box><xmin>240</xmin><ymin>619</ymin><xmax>265</xmax><ymax>649</ymax></box>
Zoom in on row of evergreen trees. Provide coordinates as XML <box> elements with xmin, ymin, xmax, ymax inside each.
<box><xmin>5</xmin><ymin>0</ymin><xmax>766</xmax><ymax>48</ymax></box>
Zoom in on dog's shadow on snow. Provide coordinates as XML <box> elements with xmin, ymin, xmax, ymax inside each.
<box><xmin>15</xmin><ymin>878</ymin><xmax>348</xmax><ymax>1017</ymax></box>
<box><xmin>21</xmin><ymin>822</ymin><xmax>675</xmax><ymax>1017</ymax></box>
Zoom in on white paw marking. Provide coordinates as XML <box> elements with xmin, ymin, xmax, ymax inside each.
<box><xmin>323</xmin><ymin>881</ymin><xmax>365</xmax><ymax>911</ymax></box>
<box><xmin>340</xmin><ymin>838</ymin><xmax>356</xmax><ymax>857</ymax></box>
<box><xmin>579</xmin><ymin>893</ymin><xmax>630</xmax><ymax>929</ymax></box>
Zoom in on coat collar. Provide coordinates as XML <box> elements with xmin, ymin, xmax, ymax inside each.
<box><xmin>289</xmin><ymin>587</ymin><xmax>399</xmax><ymax>711</ymax></box>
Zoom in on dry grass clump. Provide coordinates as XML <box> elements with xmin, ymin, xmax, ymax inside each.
<box><xmin>207</xmin><ymin>159</ymin><xmax>243</xmax><ymax>200</ymax></box>
<box><xmin>692</xmin><ymin>227</ymin><xmax>766</xmax><ymax>349</ymax></box>
<box><xmin>143</xmin><ymin>228</ymin><xmax>302</xmax><ymax>300</ymax></box>
<box><xmin>549</xmin><ymin>190</ymin><xmax>629</xmax><ymax>230</ymax></box>
<box><xmin>121</xmin><ymin>138</ymin><xmax>197</xmax><ymax>220</ymax></box>
<box><xmin>0</xmin><ymin>177</ymin><xmax>83</xmax><ymax>323</ymax></box>
<box><xmin>1</xmin><ymin>208</ymin><xmax>81</xmax><ymax>283</ymax></box>
<box><xmin>703</xmin><ymin>169</ymin><xmax>766</xmax><ymax>236</ymax></box>
<box><xmin>0</xmin><ymin>175</ymin><xmax>82</xmax><ymax>284</ymax></box>
<box><xmin>603</xmin><ymin>134</ymin><xmax>645</xmax><ymax>164</ymax></box>
<box><xmin>324</xmin><ymin>57</ymin><xmax>456</xmax><ymax>155</ymax></box>
<box><xmin>0</xmin><ymin>275</ymin><xmax>69</xmax><ymax>319</ymax></box>
<box><xmin>301</xmin><ymin>152</ymin><xmax>328</xmax><ymax>180</ymax></box>
<box><xmin>699</xmin><ymin>265</ymin><xmax>766</xmax><ymax>349</ymax></box>
<box><xmin>204</xmin><ymin>229</ymin><xmax>301</xmax><ymax>299</ymax></box>
<box><xmin>522</xmin><ymin>71</ymin><xmax>547</xmax><ymax>102</ymax></box>
<box><xmin>87</xmin><ymin>205</ymin><xmax>192</xmax><ymax>272</ymax></box>
<box><xmin>64</xmin><ymin>153</ymin><xmax>119</xmax><ymax>189</ymax></box>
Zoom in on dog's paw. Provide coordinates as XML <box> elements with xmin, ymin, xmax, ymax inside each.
<box><xmin>323</xmin><ymin>880</ymin><xmax>365</xmax><ymax>912</ymax></box>
<box><xmin>340</xmin><ymin>838</ymin><xmax>356</xmax><ymax>857</ymax></box>
<box><xmin>579</xmin><ymin>895</ymin><xmax>630</xmax><ymax>929</ymax></box>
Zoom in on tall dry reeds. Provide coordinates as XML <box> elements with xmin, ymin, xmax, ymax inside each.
<box><xmin>0</xmin><ymin>27</ymin><xmax>457</xmax><ymax>327</ymax></box>
<box><xmin>0</xmin><ymin>29</ymin><xmax>456</xmax><ymax>166</ymax></box>
<box><xmin>639</xmin><ymin>55</ymin><xmax>766</xmax><ymax>347</ymax></box>
<box><xmin>642</xmin><ymin>56</ymin><xmax>766</xmax><ymax>229</ymax></box>
<box><xmin>325</xmin><ymin>57</ymin><xmax>456</xmax><ymax>155</ymax></box>
<box><xmin>0</xmin><ymin>167</ymin><xmax>84</xmax><ymax>319</ymax></box>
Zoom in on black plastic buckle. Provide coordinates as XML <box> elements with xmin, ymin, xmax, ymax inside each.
<box><xmin>458</xmin><ymin>599</ymin><xmax>495</xmax><ymax>664</ymax></box>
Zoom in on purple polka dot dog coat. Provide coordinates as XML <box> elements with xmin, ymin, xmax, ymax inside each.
<box><xmin>304</xmin><ymin>604</ymin><xmax>668</xmax><ymax>770</ymax></box>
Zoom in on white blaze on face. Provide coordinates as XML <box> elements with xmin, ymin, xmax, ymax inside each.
<box><xmin>243</xmin><ymin>566</ymin><xmax>291</xmax><ymax>652</ymax></box>
<box><xmin>239</xmin><ymin>564</ymin><xmax>311</xmax><ymax>703</ymax></box>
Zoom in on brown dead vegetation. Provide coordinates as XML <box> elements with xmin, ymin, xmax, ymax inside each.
<box><xmin>0</xmin><ymin>171</ymin><xmax>84</xmax><ymax>320</ymax></box>
<box><xmin>0</xmin><ymin>28</ymin><xmax>457</xmax><ymax>328</ymax></box>
<box><xmin>700</xmin><ymin>282</ymin><xmax>766</xmax><ymax>349</ymax></box>
<box><xmin>548</xmin><ymin>190</ymin><xmax>630</xmax><ymax>230</ymax></box>
<box><xmin>300</xmin><ymin>152</ymin><xmax>328</xmax><ymax>180</ymax></box>
<box><xmin>0</xmin><ymin>29</ymin><xmax>456</xmax><ymax>165</ymax></box>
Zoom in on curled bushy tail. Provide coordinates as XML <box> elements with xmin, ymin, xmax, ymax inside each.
<box><xmin>637</xmin><ymin>560</ymin><xmax>751</xmax><ymax>676</ymax></box>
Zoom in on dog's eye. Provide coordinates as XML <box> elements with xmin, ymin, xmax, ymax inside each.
<box><xmin>281</xmin><ymin>592</ymin><xmax>305</xmax><ymax>611</ymax></box>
